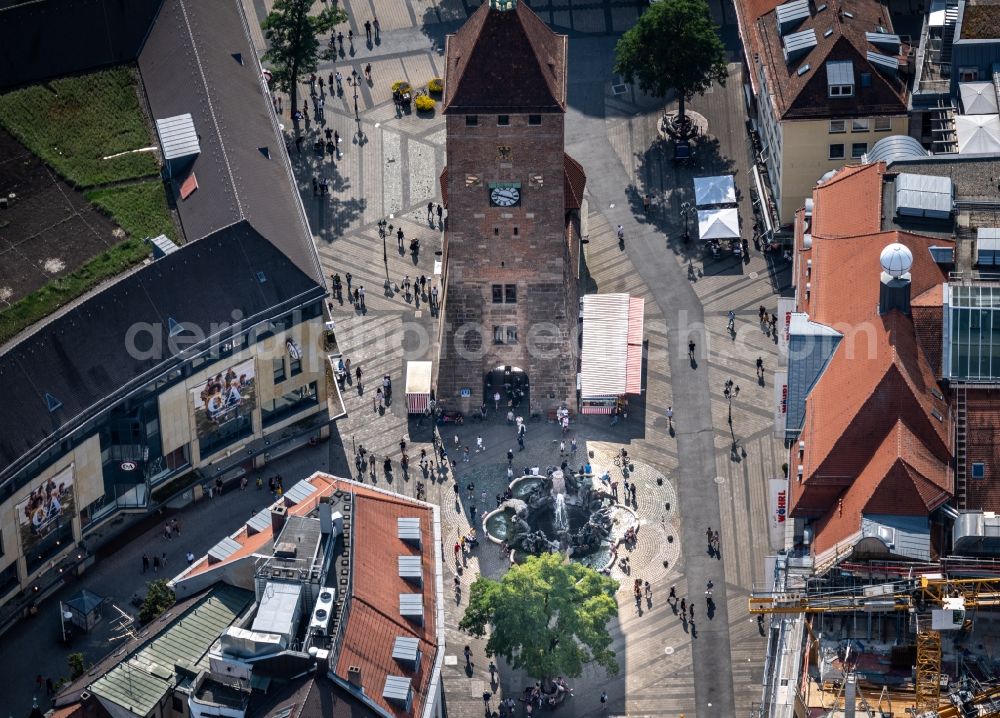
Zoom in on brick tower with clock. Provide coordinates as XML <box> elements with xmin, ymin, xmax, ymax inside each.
<box><xmin>436</xmin><ymin>0</ymin><xmax>586</xmax><ymax>415</ymax></box>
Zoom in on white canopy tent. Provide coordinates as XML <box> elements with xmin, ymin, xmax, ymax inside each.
<box><xmin>694</xmin><ymin>175</ymin><xmax>737</xmax><ymax>206</ymax></box>
<box><xmin>956</xmin><ymin>114</ymin><xmax>1000</xmax><ymax>154</ymax></box>
<box><xmin>698</xmin><ymin>208</ymin><xmax>740</xmax><ymax>240</ymax></box>
<box><xmin>960</xmin><ymin>82</ymin><xmax>999</xmax><ymax>115</ymax></box>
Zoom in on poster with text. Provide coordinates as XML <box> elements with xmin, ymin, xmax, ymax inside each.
<box><xmin>768</xmin><ymin>478</ymin><xmax>789</xmax><ymax>552</ymax></box>
<box><xmin>190</xmin><ymin>358</ymin><xmax>257</xmax><ymax>441</ymax></box>
<box><xmin>16</xmin><ymin>464</ymin><xmax>75</xmax><ymax>555</ymax></box>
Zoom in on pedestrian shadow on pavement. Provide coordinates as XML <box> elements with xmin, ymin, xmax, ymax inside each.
<box><xmin>288</xmin><ymin>145</ymin><xmax>366</xmax><ymax>242</ymax></box>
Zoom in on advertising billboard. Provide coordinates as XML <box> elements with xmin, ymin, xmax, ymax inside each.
<box><xmin>16</xmin><ymin>464</ymin><xmax>75</xmax><ymax>555</ymax></box>
<box><xmin>190</xmin><ymin>358</ymin><xmax>257</xmax><ymax>441</ymax></box>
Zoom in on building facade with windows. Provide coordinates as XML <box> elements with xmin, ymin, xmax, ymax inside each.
<box><xmin>0</xmin><ymin>0</ymin><xmax>329</xmax><ymax>621</ymax></box>
<box><xmin>436</xmin><ymin>0</ymin><xmax>586</xmax><ymax>414</ymax></box>
<box><xmin>739</xmin><ymin>0</ymin><xmax>910</xmax><ymax>225</ymax></box>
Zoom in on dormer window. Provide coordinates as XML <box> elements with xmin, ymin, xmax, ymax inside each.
<box><xmin>826</xmin><ymin>61</ymin><xmax>855</xmax><ymax>98</ymax></box>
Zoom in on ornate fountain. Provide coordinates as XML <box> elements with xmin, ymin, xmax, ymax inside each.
<box><xmin>484</xmin><ymin>466</ymin><xmax>637</xmax><ymax>569</ymax></box>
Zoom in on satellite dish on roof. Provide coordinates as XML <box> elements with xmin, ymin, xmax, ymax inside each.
<box><xmin>880</xmin><ymin>242</ymin><xmax>913</xmax><ymax>277</ymax></box>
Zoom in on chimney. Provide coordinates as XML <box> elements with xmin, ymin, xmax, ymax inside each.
<box><xmin>271</xmin><ymin>504</ymin><xmax>288</xmax><ymax>536</ymax></box>
<box><xmin>878</xmin><ymin>243</ymin><xmax>913</xmax><ymax>316</ymax></box>
<box><xmin>879</xmin><ymin>271</ymin><xmax>911</xmax><ymax>315</ymax></box>
<box><xmin>318</xmin><ymin>496</ymin><xmax>333</xmax><ymax>534</ymax></box>
<box><xmin>348</xmin><ymin>665</ymin><xmax>363</xmax><ymax>691</ymax></box>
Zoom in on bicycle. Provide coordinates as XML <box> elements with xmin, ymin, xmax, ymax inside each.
<box><xmin>612</xmin><ymin>448</ymin><xmax>629</xmax><ymax>467</ymax></box>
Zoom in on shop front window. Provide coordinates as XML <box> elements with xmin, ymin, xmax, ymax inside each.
<box><xmin>262</xmin><ymin>382</ymin><xmax>319</xmax><ymax>427</ymax></box>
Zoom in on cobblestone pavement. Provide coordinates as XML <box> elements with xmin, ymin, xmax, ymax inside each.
<box><xmin>254</xmin><ymin>1</ymin><xmax>784</xmax><ymax>717</ymax></box>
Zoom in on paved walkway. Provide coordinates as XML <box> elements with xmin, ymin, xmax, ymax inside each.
<box><xmin>1</xmin><ymin>1</ymin><xmax>787</xmax><ymax>716</ymax></box>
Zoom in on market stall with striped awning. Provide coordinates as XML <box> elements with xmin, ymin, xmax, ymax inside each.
<box><xmin>579</xmin><ymin>293</ymin><xmax>645</xmax><ymax>414</ymax></box>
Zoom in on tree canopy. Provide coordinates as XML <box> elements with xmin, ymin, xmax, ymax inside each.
<box><xmin>261</xmin><ymin>0</ymin><xmax>346</xmax><ymax>120</ymax></box>
<box><xmin>614</xmin><ymin>0</ymin><xmax>727</xmax><ymax>119</ymax></box>
<box><xmin>139</xmin><ymin>579</ymin><xmax>175</xmax><ymax>624</ymax></box>
<box><xmin>459</xmin><ymin>553</ymin><xmax>619</xmax><ymax>682</ymax></box>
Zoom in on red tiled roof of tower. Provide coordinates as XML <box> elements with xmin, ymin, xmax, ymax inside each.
<box><xmin>747</xmin><ymin>0</ymin><xmax>908</xmax><ymax>120</ymax></box>
<box><xmin>965</xmin><ymin>389</ymin><xmax>1000</xmax><ymax>511</ymax></box>
<box><xmin>564</xmin><ymin>153</ymin><xmax>586</xmax><ymax>209</ymax></box>
<box><xmin>443</xmin><ymin>1</ymin><xmax>567</xmax><ymax>114</ymax></box>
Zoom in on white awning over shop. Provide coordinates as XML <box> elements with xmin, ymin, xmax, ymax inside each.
<box><xmin>694</xmin><ymin>175</ymin><xmax>736</xmax><ymax>207</ymax></box>
<box><xmin>580</xmin><ymin>294</ymin><xmax>645</xmax><ymax>400</ymax></box>
<box><xmin>698</xmin><ymin>207</ymin><xmax>740</xmax><ymax>240</ymax></box>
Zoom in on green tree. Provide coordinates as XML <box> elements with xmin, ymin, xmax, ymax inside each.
<box><xmin>261</xmin><ymin>0</ymin><xmax>347</xmax><ymax>125</ymax></box>
<box><xmin>68</xmin><ymin>652</ymin><xmax>86</xmax><ymax>680</ymax></box>
<box><xmin>139</xmin><ymin>579</ymin><xmax>176</xmax><ymax>624</ymax></box>
<box><xmin>614</xmin><ymin>0</ymin><xmax>727</xmax><ymax>125</ymax></box>
<box><xmin>459</xmin><ymin>553</ymin><xmax>619</xmax><ymax>684</ymax></box>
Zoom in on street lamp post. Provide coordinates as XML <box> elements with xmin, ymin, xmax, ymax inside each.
<box><xmin>377</xmin><ymin>217</ymin><xmax>394</xmax><ymax>282</ymax></box>
<box><xmin>724</xmin><ymin>378</ymin><xmax>741</xmax><ymax>451</ymax></box>
<box><xmin>680</xmin><ymin>201</ymin><xmax>693</xmax><ymax>242</ymax></box>
<box><xmin>347</xmin><ymin>70</ymin><xmax>363</xmax><ymax>142</ymax></box>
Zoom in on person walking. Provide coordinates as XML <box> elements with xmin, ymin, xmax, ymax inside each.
<box><xmin>666</xmin><ymin>405</ymin><xmax>673</xmax><ymax>430</ymax></box>
<box><xmin>600</xmin><ymin>691</ymin><xmax>608</xmax><ymax>710</ymax></box>
<box><xmin>364</xmin><ymin>19</ymin><xmax>372</xmax><ymax>42</ymax></box>
<box><xmin>396</xmin><ymin>227</ymin><xmax>404</xmax><ymax>249</ymax></box>
<box><xmin>463</xmin><ymin>447</ymin><xmax>470</xmax><ymax>463</ymax></box>
<box><xmin>359</xmin><ymin>286</ymin><xmax>366</xmax><ymax>310</ymax></box>
<box><xmin>153</xmin><ymin>554</ymin><xmax>161</xmax><ymax>573</ymax></box>
<box><xmin>507</xmin><ymin>448</ymin><xmax>514</xmax><ymax>467</ymax></box>
<box><xmin>427</xmin><ymin>201</ymin><xmax>434</xmax><ymax>222</ymax></box>
<box><xmin>142</xmin><ymin>553</ymin><xmax>149</xmax><ymax>573</ymax></box>
<box><xmin>436</xmin><ymin>203</ymin><xmax>443</xmax><ymax>226</ymax></box>
<box><xmin>680</xmin><ymin>597</ymin><xmax>686</xmax><ymax>615</ymax></box>
<box><xmin>464</xmin><ymin>645</ymin><xmax>473</xmax><ymax>668</ymax></box>
<box><xmin>483</xmin><ymin>691</ymin><xmax>493</xmax><ymax>710</ymax></box>
<box><xmin>688</xmin><ymin>339</ymin><xmax>696</xmax><ymax>359</ymax></box>
<box><xmin>476</xmin><ymin>435</ymin><xmax>485</xmax><ymax>453</ymax></box>
<box><xmin>759</xmin><ymin>304</ymin><xmax>766</xmax><ymax>327</ymax></box>
<box><xmin>668</xmin><ymin>585</ymin><xmax>677</xmax><ymax>602</ymax></box>
<box><xmin>727</xmin><ymin>309</ymin><xmax>736</xmax><ymax>331</ymax></box>
<box><xmin>756</xmin><ymin>356</ymin><xmax>764</xmax><ymax>379</ymax></box>
<box><xmin>364</xmin><ymin>63</ymin><xmax>372</xmax><ymax>82</ymax></box>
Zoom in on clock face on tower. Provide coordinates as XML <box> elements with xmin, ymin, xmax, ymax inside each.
<box><xmin>490</xmin><ymin>186</ymin><xmax>520</xmax><ymax>207</ymax></box>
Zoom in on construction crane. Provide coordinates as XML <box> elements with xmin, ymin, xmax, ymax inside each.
<box><xmin>749</xmin><ymin>575</ymin><xmax>1000</xmax><ymax>714</ymax></box>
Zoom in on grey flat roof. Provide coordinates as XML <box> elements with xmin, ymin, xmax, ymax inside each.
<box><xmin>138</xmin><ymin>0</ymin><xmax>324</xmax><ymax>286</ymax></box>
<box><xmin>208</xmin><ymin>536</ymin><xmax>243</xmax><ymax>563</ymax></box>
<box><xmin>896</xmin><ymin>172</ymin><xmax>953</xmax><ymax>217</ymax></box>
<box><xmin>867</xmin><ymin>51</ymin><xmax>899</xmax><ymax>73</ymax></box>
<box><xmin>784</xmin><ymin>29</ymin><xmax>818</xmax><ymax>58</ymax></box>
<box><xmin>776</xmin><ymin>0</ymin><xmax>810</xmax><ymax>31</ymax></box>
<box><xmin>0</xmin><ymin>221</ymin><xmax>323</xmax><ymax>477</ymax></box>
<box><xmin>247</xmin><ymin>507</ymin><xmax>273</xmax><ymax>535</ymax></box>
<box><xmin>382</xmin><ymin>675</ymin><xmax>411</xmax><ymax>702</ymax></box>
<box><xmin>397</xmin><ymin>517</ymin><xmax>421</xmax><ymax>542</ymax></box>
<box><xmin>251</xmin><ymin>581</ymin><xmax>303</xmax><ymax>637</ymax></box>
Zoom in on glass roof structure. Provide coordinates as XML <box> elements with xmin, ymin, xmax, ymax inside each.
<box><xmin>943</xmin><ymin>283</ymin><xmax>1000</xmax><ymax>380</ymax></box>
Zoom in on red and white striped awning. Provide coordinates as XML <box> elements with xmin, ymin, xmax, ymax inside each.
<box><xmin>405</xmin><ymin>361</ymin><xmax>432</xmax><ymax>414</ymax></box>
<box><xmin>580</xmin><ymin>294</ymin><xmax>645</xmax><ymax>399</ymax></box>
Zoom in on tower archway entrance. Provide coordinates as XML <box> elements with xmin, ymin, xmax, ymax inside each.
<box><xmin>484</xmin><ymin>365</ymin><xmax>529</xmax><ymax>416</ymax></box>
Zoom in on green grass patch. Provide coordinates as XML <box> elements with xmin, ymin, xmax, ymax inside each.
<box><xmin>86</xmin><ymin>181</ymin><xmax>178</xmax><ymax>243</ymax></box>
<box><xmin>0</xmin><ymin>238</ymin><xmax>151</xmax><ymax>345</ymax></box>
<box><xmin>0</xmin><ymin>66</ymin><xmax>158</xmax><ymax>187</ymax></box>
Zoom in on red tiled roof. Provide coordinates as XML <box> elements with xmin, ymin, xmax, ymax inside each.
<box><xmin>748</xmin><ymin>0</ymin><xmax>908</xmax><ymax>120</ymax></box>
<box><xmin>735</xmin><ymin>0</ymin><xmax>786</xmax><ymax>95</ymax></box>
<box><xmin>564</xmin><ymin>152</ymin><xmax>585</xmax><ymax>210</ymax></box>
<box><xmin>795</xmin><ymin>311</ymin><xmax>950</xmax><ymax>496</ymax></box>
<box><xmin>789</xmin><ymin>161</ymin><xmax>955</xmax><ymax>556</ymax></box>
<box><xmin>443</xmin><ymin>2</ymin><xmax>566</xmax><ymax>114</ymax></box>
<box><xmin>911</xmin><ymin>286</ymin><xmax>944</xmax><ymax>377</ymax></box>
<box><xmin>807</xmin><ymin>230</ymin><xmax>951</xmax><ymax>328</ymax></box>
<box><xmin>175</xmin><ymin>474</ymin><xmax>441</xmax><ymax>718</ymax></box>
<box><xmin>965</xmin><ymin>389</ymin><xmax>1000</xmax><ymax>511</ymax></box>
<box><xmin>809</xmin><ymin>420</ymin><xmax>951</xmax><ymax>554</ymax></box>
<box><xmin>810</xmin><ymin>162</ymin><xmax>884</xmax><ymax>238</ymax></box>
<box><xmin>334</xmin><ymin>485</ymin><xmax>439</xmax><ymax>718</ymax></box>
